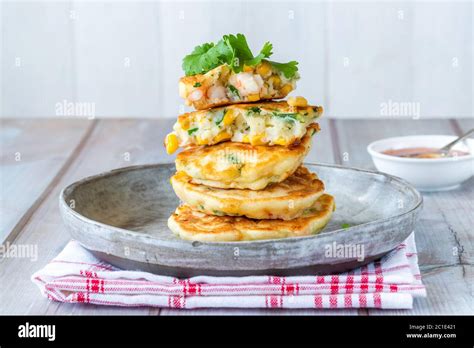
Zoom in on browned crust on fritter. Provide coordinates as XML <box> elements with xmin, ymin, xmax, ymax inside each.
<box><xmin>177</xmin><ymin>102</ymin><xmax>323</xmax><ymax>123</ymax></box>
<box><xmin>168</xmin><ymin>194</ymin><xmax>335</xmax><ymax>242</ymax></box>
<box><xmin>173</xmin><ymin>166</ymin><xmax>324</xmax><ymax>201</ymax></box>
<box><xmin>175</xmin><ymin>124</ymin><xmax>319</xmax><ymax>190</ymax></box>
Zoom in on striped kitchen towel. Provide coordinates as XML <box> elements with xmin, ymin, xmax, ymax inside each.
<box><xmin>32</xmin><ymin>233</ymin><xmax>426</xmax><ymax>309</ymax></box>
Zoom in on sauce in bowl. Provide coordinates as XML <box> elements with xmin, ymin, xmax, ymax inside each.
<box><xmin>382</xmin><ymin>147</ymin><xmax>470</xmax><ymax>159</ymax></box>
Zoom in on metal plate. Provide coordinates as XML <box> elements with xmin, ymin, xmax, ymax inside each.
<box><xmin>60</xmin><ymin>163</ymin><xmax>422</xmax><ymax>277</ymax></box>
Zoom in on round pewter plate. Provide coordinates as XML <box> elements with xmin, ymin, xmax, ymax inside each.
<box><xmin>59</xmin><ymin>163</ymin><xmax>422</xmax><ymax>277</ymax></box>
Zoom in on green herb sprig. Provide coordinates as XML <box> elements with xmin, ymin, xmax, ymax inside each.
<box><xmin>182</xmin><ymin>34</ymin><xmax>299</xmax><ymax>79</ymax></box>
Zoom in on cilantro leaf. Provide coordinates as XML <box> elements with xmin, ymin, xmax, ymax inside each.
<box><xmin>182</xmin><ymin>43</ymin><xmax>216</xmax><ymax>76</ymax></box>
<box><xmin>246</xmin><ymin>42</ymin><xmax>273</xmax><ymax>67</ymax></box>
<box><xmin>269</xmin><ymin>60</ymin><xmax>299</xmax><ymax>79</ymax></box>
<box><xmin>182</xmin><ymin>34</ymin><xmax>299</xmax><ymax>78</ymax></box>
<box><xmin>182</xmin><ymin>41</ymin><xmax>231</xmax><ymax>76</ymax></box>
<box><xmin>223</xmin><ymin>34</ymin><xmax>254</xmax><ymax>72</ymax></box>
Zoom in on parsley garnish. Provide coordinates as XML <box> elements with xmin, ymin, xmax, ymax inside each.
<box><xmin>182</xmin><ymin>34</ymin><xmax>299</xmax><ymax>78</ymax></box>
<box><xmin>187</xmin><ymin>127</ymin><xmax>198</xmax><ymax>135</ymax></box>
<box><xmin>193</xmin><ymin>82</ymin><xmax>202</xmax><ymax>87</ymax></box>
<box><xmin>341</xmin><ymin>223</ymin><xmax>351</xmax><ymax>229</ymax></box>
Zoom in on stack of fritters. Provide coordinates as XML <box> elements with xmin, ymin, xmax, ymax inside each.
<box><xmin>165</xmin><ymin>42</ymin><xmax>334</xmax><ymax>242</ymax></box>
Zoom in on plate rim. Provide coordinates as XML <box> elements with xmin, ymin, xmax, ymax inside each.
<box><xmin>59</xmin><ymin>162</ymin><xmax>423</xmax><ymax>245</ymax></box>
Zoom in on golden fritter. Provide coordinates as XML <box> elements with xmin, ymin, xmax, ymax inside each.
<box><xmin>168</xmin><ymin>194</ymin><xmax>335</xmax><ymax>242</ymax></box>
<box><xmin>175</xmin><ymin>124</ymin><xmax>318</xmax><ymax>190</ymax></box>
<box><xmin>171</xmin><ymin>166</ymin><xmax>325</xmax><ymax>220</ymax></box>
<box><xmin>179</xmin><ymin>63</ymin><xmax>298</xmax><ymax>110</ymax></box>
<box><xmin>165</xmin><ymin>100</ymin><xmax>322</xmax><ymax>154</ymax></box>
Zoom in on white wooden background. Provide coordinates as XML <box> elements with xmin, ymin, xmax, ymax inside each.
<box><xmin>1</xmin><ymin>0</ymin><xmax>473</xmax><ymax>119</ymax></box>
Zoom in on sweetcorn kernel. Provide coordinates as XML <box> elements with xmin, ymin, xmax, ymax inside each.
<box><xmin>250</xmin><ymin>133</ymin><xmax>266</xmax><ymax>146</ymax></box>
<box><xmin>175</xmin><ymin>171</ymin><xmax>187</xmax><ymax>179</ymax></box>
<box><xmin>247</xmin><ymin>94</ymin><xmax>260</xmax><ymax>102</ymax></box>
<box><xmin>269</xmin><ymin>75</ymin><xmax>281</xmax><ymax>88</ymax></box>
<box><xmin>242</xmin><ymin>134</ymin><xmax>250</xmax><ymax>143</ymax></box>
<box><xmin>214</xmin><ymin>131</ymin><xmax>232</xmax><ymax>143</ymax></box>
<box><xmin>274</xmin><ymin>137</ymin><xmax>288</xmax><ymax>146</ymax></box>
<box><xmin>196</xmin><ymin>136</ymin><xmax>208</xmax><ymax>145</ymax></box>
<box><xmin>165</xmin><ymin>133</ymin><xmax>178</xmax><ymax>154</ymax></box>
<box><xmin>178</xmin><ymin>117</ymin><xmax>190</xmax><ymax>130</ymax></box>
<box><xmin>256</xmin><ymin>61</ymin><xmax>272</xmax><ymax>77</ymax></box>
<box><xmin>287</xmin><ymin>96</ymin><xmax>308</xmax><ymax>107</ymax></box>
<box><xmin>280</xmin><ymin>84</ymin><xmax>293</xmax><ymax>95</ymax></box>
<box><xmin>222</xmin><ymin>109</ymin><xmax>236</xmax><ymax>126</ymax></box>
<box><xmin>243</xmin><ymin>65</ymin><xmax>254</xmax><ymax>72</ymax></box>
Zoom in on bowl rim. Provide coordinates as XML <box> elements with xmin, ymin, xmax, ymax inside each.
<box><xmin>59</xmin><ymin>162</ymin><xmax>423</xmax><ymax>246</ymax></box>
<box><xmin>367</xmin><ymin>135</ymin><xmax>474</xmax><ymax>163</ymax></box>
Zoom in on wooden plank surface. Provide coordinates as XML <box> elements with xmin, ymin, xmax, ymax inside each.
<box><xmin>0</xmin><ymin>119</ymin><xmax>174</xmax><ymax>315</ymax></box>
<box><xmin>454</xmin><ymin>118</ymin><xmax>474</xmax><ymax>133</ymax></box>
<box><xmin>1</xmin><ymin>118</ymin><xmax>472</xmax><ymax>315</ymax></box>
<box><xmin>370</xmin><ymin>265</ymin><xmax>473</xmax><ymax>315</ymax></box>
<box><xmin>0</xmin><ymin>119</ymin><xmax>94</xmax><ymax>243</ymax></box>
<box><xmin>332</xmin><ymin>118</ymin><xmax>473</xmax><ymax>315</ymax></box>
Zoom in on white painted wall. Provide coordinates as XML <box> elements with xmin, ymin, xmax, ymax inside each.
<box><xmin>1</xmin><ymin>0</ymin><xmax>472</xmax><ymax>119</ymax></box>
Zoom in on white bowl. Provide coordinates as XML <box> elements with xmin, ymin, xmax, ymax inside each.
<box><xmin>367</xmin><ymin>135</ymin><xmax>474</xmax><ymax>191</ymax></box>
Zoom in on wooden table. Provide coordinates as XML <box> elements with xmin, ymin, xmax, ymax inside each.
<box><xmin>1</xmin><ymin>117</ymin><xmax>472</xmax><ymax>315</ymax></box>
